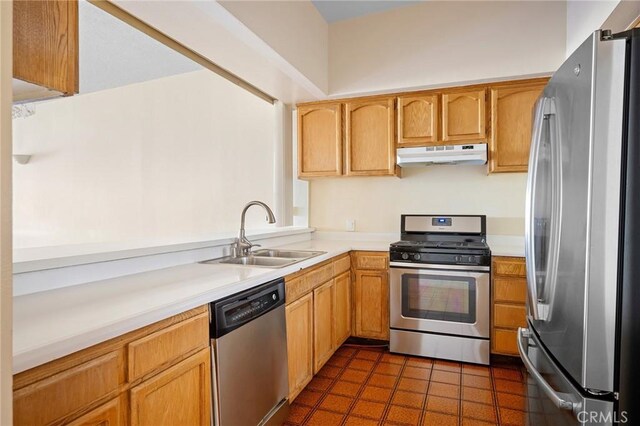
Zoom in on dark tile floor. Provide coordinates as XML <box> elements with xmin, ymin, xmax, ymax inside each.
<box><xmin>285</xmin><ymin>345</ymin><xmax>529</xmax><ymax>426</ymax></box>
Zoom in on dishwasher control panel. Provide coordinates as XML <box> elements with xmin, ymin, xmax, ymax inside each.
<box><xmin>210</xmin><ymin>278</ymin><xmax>285</xmax><ymax>338</ymax></box>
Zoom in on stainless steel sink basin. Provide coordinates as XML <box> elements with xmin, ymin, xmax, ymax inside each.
<box><xmin>218</xmin><ymin>256</ymin><xmax>297</xmax><ymax>267</ymax></box>
<box><xmin>252</xmin><ymin>249</ymin><xmax>326</xmax><ymax>259</ymax></box>
<box><xmin>200</xmin><ymin>248</ymin><xmax>327</xmax><ymax>268</ymax></box>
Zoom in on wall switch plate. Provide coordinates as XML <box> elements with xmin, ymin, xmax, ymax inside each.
<box><xmin>346</xmin><ymin>219</ymin><xmax>356</xmax><ymax>232</ymax></box>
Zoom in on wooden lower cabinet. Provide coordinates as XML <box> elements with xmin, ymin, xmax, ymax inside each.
<box><xmin>130</xmin><ymin>348</ymin><xmax>211</xmax><ymax>426</ymax></box>
<box><xmin>13</xmin><ymin>306</ymin><xmax>211</xmax><ymax>426</ymax></box>
<box><xmin>314</xmin><ymin>279</ymin><xmax>336</xmax><ymax>373</ymax></box>
<box><xmin>353</xmin><ymin>269</ymin><xmax>389</xmax><ymax>340</ymax></box>
<box><xmin>491</xmin><ymin>256</ymin><xmax>527</xmax><ymax>356</ymax></box>
<box><xmin>285</xmin><ymin>293</ymin><xmax>314</xmax><ymax>401</ymax></box>
<box><xmin>334</xmin><ymin>271</ymin><xmax>352</xmax><ymax>347</ymax></box>
<box><xmin>67</xmin><ymin>395</ymin><xmax>126</xmax><ymax>426</ymax></box>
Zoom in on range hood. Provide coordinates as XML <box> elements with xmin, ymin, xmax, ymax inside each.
<box><xmin>397</xmin><ymin>144</ymin><xmax>487</xmax><ymax>166</ymax></box>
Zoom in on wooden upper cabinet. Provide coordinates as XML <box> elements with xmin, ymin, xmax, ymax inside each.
<box><xmin>297</xmin><ymin>103</ymin><xmax>343</xmax><ymax>178</ymax></box>
<box><xmin>344</xmin><ymin>98</ymin><xmax>397</xmax><ymax>176</ymax></box>
<box><xmin>442</xmin><ymin>89</ymin><xmax>486</xmax><ymax>143</ymax></box>
<box><xmin>13</xmin><ymin>0</ymin><xmax>79</xmax><ymax>97</ymax></box>
<box><xmin>489</xmin><ymin>82</ymin><xmax>546</xmax><ymax>173</ymax></box>
<box><xmin>397</xmin><ymin>94</ymin><xmax>439</xmax><ymax>146</ymax></box>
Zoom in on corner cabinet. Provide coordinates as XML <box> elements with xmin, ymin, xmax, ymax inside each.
<box><xmin>489</xmin><ymin>81</ymin><xmax>546</xmax><ymax>173</ymax></box>
<box><xmin>397</xmin><ymin>94</ymin><xmax>438</xmax><ymax>146</ymax></box>
<box><xmin>297</xmin><ymin>103</ymin><xmax>343</xmax><ymax>177</ymax></box>
<box><xmin>344</xmin><ymin>98</ymin><xmax>397</xmax><ymax>176</ymax></box>
<box><xmin>441</xmin><ymin>89</ymin><xmax>487</xmax><ymax>143</ymax></box>
<box><xmin>13</xmin><ymin>0</ymin><xmax>79</xmax><ymax>101</ymax></box>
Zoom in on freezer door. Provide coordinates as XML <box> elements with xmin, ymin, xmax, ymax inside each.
<box><xmin>517</xmin><ymin>325</ymin><xmax>615</xmax><ymax>426</ymax></box>
<box><xmin>525</xmin><ymin>31</ymin><xmax>626</xmax><ymax>393</ymax></box>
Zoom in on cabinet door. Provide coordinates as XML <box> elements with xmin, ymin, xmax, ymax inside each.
<box><xmin>285</xmin><ymin>293</ymin><xmax>314</xmax><ymax>401</ymax></box>
<box><xmin>397</xmin><ymin>94</ymin><xmax>439</xmax><ymax>146</ymax></box>
<box><xmin>13</xmin><ymin>0</ymin><xmax>78</xmax><ymax>96</ymax></box>
<box><xmin>489</xmin><ymin>82</ymin><xmax>546</xmax><ymax>173</ymax></box>
<box><xmin>297</xmin><ymin>103</ymin><xmax>342</xmax><ymax>177</ymax></box>
<box><xmin>313</xmin><ymin>280</ymin><xmax>336</xmax><ymax>373</ymax></box>
<box><xmin>345</xmin><ymin>98</ymin><xmax>397</xmax><ymax>176</ymax></box>
<box><xmin>353</xmin><ymin>270</ymin><xmax>389</xmax><ymax>340</ymax></box>
<box><xmin>334</xmin><ymin>271</ymin><xmax>352</xmax><ymax>347</ymax></box>
<box><xmin>67</xmin><ymin>395</ymin><xmax>125</xmax><ymax>426</ymax></box>
<box><xmin>442</xmin><ymin>89</ymin><xmax>486</xmax><ymax>142</ymax></box>
<box><xmin>130</xmin><ymin>348</ymin><xmax>211</xmax><ymax>426</ymax></box>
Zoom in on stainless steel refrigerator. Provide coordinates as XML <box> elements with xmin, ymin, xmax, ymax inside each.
<box><xmin>518</xmin><ymin>28</ymin><xmax>640</xmax><ymax>425</ymax></box>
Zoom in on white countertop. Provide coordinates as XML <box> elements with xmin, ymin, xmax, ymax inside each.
<box><xmin>13</xmin><ymin>239</ymin><xmax>389</xmax><ymax>374</ymax></box>
<box><xmin>13</xmin><ymin>234</ymin><xmax>522</xmax><ymax>374</ymax></box>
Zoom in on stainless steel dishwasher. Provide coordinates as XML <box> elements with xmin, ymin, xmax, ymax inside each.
<box><xmin>210</xmin><ymin>278</ymin><xmax>289</xmax><ymax>426</ymax></box>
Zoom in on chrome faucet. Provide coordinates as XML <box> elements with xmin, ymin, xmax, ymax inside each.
<box><xmin>232</xmin><ymin>201</ymin><xmax>276</xmax><ymax>257</ymax></box>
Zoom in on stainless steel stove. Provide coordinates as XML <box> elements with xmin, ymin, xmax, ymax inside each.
<box><xmin>389</xmin><ymin>215</ymin><xmax>491</xmax><ymax>365</ymax></box>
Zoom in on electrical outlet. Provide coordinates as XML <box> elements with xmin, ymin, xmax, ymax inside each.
<box><xmin>346</xmin><ymin>219</ymin><xmax>356</xmax><ymax>232</ymax></box>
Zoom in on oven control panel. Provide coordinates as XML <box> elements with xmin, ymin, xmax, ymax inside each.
<box><xmin>390</xmin><ymin>250</ymin><xmax>491</xmax><ymax>267</ymax></box>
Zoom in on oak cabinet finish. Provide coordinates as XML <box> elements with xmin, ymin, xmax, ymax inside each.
<box><xmin>313</xmin><ymin>280</ymin><xmax>336</xmax><ymax>373</ymax></box>
<box><xmin>285</xmin><ymin>293</ymin><xmax>314</xmax><ymax>401</ymax></box>
<box><xmin>489</xmin><ymin>82</ymin><xmax>546</xmax><ymax>173</ymax></box>
<box><xmin>345</xmin><ymin>98</ymin><xmax>397</xmax><ymax>176</ymax></box>
<box><xmin>13</xmin><ymin>306</ymin><xmax>210</xmax><ymax>426</ymax></box>
<box><xmin>13</xmin><ymin>0</ymin><xmax>79</xmax><ymax>96</ymax></box>
<box><xmin>352</xmin><ymin>252</ymin><xmax>390</xmax><ymax>340</ymax></box>
<box><xmin>491</xmin><ymin>256</ymin><xmax>527</xmax><ymax>356</ymax></box>
<box><xmin>397</xmin><ymin>94</ymin><xmax>439</xmax><ymax>146</ymax></box>
<box><xmin>130</xmin><ymin>348</ymin><xmax>211</xmax><ymax>426</ymax></box>
<box><xmin>67</xmin><ymin>395</ymin><xmax>125</xmax><ymax>426</ymax></box>
<box><xmin>442</xmin><ymin>89</ymin><xmax>486</xmax><ymax>143</ymax></box>
<box><xmin>353</xmin><ymin>269</ymin><xmax>390</xmax><ymax>340</ymax></box>
<box><xmin>334</xmin><ymin>271</ymin><xmax>352</xmax><ymax>347</ymax></box>
<box><xmin>297</xmin><ymin>103</ymin><xmax>343</xmax><ymax>177</ymax></box>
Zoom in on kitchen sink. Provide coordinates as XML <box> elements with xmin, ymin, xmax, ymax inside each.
<box><xmin>201</xmin><ymin>249</ymin><xmax>327</xmax><ymax>268</ymax></box>
<box><xmin>251</xmin><ymin>249</ymin><xmax>326</xmax><ymax>259</ymax></box>
<box><xmin>217</xmin><ymin>256</ymin><xmax>297</xmax><ymax>267</ymax></box>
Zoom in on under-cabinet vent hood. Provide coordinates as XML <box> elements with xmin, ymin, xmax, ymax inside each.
<box><xmin>397</xmin><ymin>144</ymin><xmax>487</xmax><ymax>166</ymax></box>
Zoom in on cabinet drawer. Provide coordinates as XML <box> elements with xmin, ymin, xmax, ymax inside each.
<box><xmin>494</xmin><ymin>304</ymin><xmax>527</xmax><ymax>329</ymax></box>
<box><xmin>14</xmin><ymin>351</ymin><xmax>122</xmax><ymax>426</ymax></box>
<box><xmin>286</xmin><ymin>276</ymin><xmax>315</xmax><ymax>304</ymax></box>
<box><xmin>493</xmin><ymin>257</ymin><xmax>526</xmax><ymax>277</ymax></box>
<box><xmin>306</xmin><ymin>263</ymin><xmax>334</xmax><ymax>289</ymax></box>
<box><xmin>333</xmin><ymin>254</ymin><xmax>351</xmax><ymax>276</ymax></box>
<box><xmin>493</xmin><ymin>329</ymin><xmax>519</xmax><ymax>355</ymax></box>
<box><xmin>354</xmin><ymin>252</ymin><xmax>388</xmax><ymax>270</ymax></box>
<box><xmin>128</xmin><ymin>313</ymin><xmax>209</xmax><ymax>382</ymax></box>
<box><xmin>494</xmin><ymin>277</ymin><xmax>527</xmax><ymax>304</ymax></box>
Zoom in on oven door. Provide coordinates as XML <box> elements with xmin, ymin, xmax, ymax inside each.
<box><xmin>390</xmin><ymin>264</ymin><xmax>490</xmax><ymax>338</ymax></box>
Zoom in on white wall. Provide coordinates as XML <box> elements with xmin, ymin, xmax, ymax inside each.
<box><xmin>13</xmin><ymin>70</ymin><xmax>276</xmax><ymax>248</ymax></box>
<box><xmin>219</xmin><ymin>0</ymin><xmax>329</xmax><ymax>94</ymax></box>
<box><xmin>310</xmin><ymin>167</ymin><xmax>527</xmax><ymax>236</ymax></box>
<box><xmin>566</xmin><ymin>1</ymin><xmax>620</xmax><ymax>57</ymax></box>
<box><xmin>329</xmin><ymin>1</ymin><xmax>566</xmax><ymax>96</ymax></box>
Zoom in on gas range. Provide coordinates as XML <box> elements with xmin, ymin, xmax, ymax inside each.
<box><xmin>389</xmin><ymin>214</ymin><xmax>491</xmax><ymax>364</ymax></box>
<box><xmin>389</xmin><ymin>215</ymin><xmax>491</xmax><ymax>268</ymax></box>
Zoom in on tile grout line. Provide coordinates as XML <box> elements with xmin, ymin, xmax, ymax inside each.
<box><xmin>338</xmin><ymin>348</ymin><xmax>385</xmax><ymax>426</ymax></box>
<box><xmin>379</xmin><ymin>354</ymin><xmax>409</xmax><ymax>425</ymax></box>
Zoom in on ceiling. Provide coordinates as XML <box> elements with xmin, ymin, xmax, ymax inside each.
<box><xmin>311</xmin><ymin>0</ymin><xmax>421</xmax><ymax>23</ymax></box>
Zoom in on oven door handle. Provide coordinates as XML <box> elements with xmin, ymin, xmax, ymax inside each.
<box><xmin>517</xmin><ymin>328</ymin><xmax>577</xmax><ymax>412</ymax></box>
<box><xmin>389</xmin><ymin>261</ymin><xmax>490</xmax><ymax>272</ymax></box>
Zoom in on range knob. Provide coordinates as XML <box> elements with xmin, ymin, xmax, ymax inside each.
<box><xmin>401</xmin><ymin>253</ymin><xmax>409</xmax><ymax>260</ymax></box>
<box><xmin>413</xmin><ymin>253</ymin><xmax>421</xmax><ymax>261</ymax></box>
<box><xmin>454</xmin><ymin>255</ymin><xmax>461</xmax><ymax>262</ymax></box>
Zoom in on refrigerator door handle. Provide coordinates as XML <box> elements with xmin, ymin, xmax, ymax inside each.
<box><xmin>525</xmin><ymin>97</ymin><xmax>545</xmax><ymax>320</ymax></box>
<box><xmin>517</xmin><ymin>328</ymin><xmax>577</xmax><ymax>412</ymax></box>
